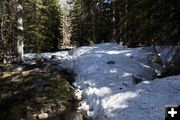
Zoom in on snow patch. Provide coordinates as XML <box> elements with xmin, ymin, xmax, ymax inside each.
<box><xmin>24</xmin><ymin>43</ymin><xmax>180</xmax><ymax>120</ymax></box>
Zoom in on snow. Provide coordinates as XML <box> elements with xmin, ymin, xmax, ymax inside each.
<box><xmin>24</xmin><ymin>43</ymin><xmax>180</xmax><ymax>120</ymax></box>
<box><xmin>100</xmin><ymin>76</ymin><xmax>180</xmax><ymax>120</ymax></box>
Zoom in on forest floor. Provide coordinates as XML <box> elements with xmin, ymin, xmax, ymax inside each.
<box><xmin>2</xmin><ymin>43</ymin><xmax>179</xmax><ymax>120</ymax></box>
<box><xmin>0</xmin><ymin>62</ymin><xmax>84</xmax><ymax>120</ymax></box>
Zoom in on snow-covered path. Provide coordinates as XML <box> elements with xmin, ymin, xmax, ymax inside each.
<box><xmin>25</xmin><ymin>43</ymin><xmax>180</xmax><ymax>120</ymax></box>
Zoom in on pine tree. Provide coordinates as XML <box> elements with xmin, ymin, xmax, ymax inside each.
<box><xmin>70</xmin><ymin>0</ymin><xmax>114</xmax><ymax>46</ymax></box>
<box><xmin>70</xmin><ymin>0</ymin><xmax>83</xmax><ymax>46</ymax></box>
<box><xmin>41</xmin><ymin>0</ymin><xmax>63</xmax><ymax>51</ymax></box>
<box><xmin>23</xmin><ymin>0</ymin><xmax>63</xmax><ymax>52</ymax></box>
<box><xmin>24</xmin><ymin>0</ymin><xmax>45</xmax><ymax>52</ymax></box>
<box><xmin>115</xmin><ymin>0</ymin><xmax>180</xmax><ymax>46</ymax></box>
<box><xmin>0</xmin><ymin>0</ymin><xmax>17</xmax><ymax>63</ymax></box>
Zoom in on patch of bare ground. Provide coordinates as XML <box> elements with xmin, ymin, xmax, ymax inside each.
<box><xmin>0</xmin><ymin>61</ymin><xmax>85</xmax><ymax>120</ymax></box>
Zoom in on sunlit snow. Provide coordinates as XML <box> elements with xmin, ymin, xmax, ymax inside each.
<box><xmin>25</xmin><ymin>43</ymin><xmax>180</xmax><ymax>120</ymax></box>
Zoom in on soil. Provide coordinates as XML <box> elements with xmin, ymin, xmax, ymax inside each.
<box><xmin>0</xmin><ymin>62</ymin><xmax>84</xmax><ymax>120</ymax></box>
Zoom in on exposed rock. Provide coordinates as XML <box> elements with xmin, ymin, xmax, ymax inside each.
<box><xmin>38</xmin><ymin>113</ymin><xmax>49</xmax><ymax>119</ymax></box>
<box><xmin>129</xmin><ymin>56</ymin><xmax>134</xmax><ymax>58</ymax></box>
<box><xmin>107</xmin><ymin>61</ymin><xmax>115</xmax><ymax>64</ymax></box>
<box><xmin>50</xmin><ymin>55</ymin><xmax>57</xmax><ymax>60</ymax></box>
<box><xmin>132</xmin><ymin>75</ymin><xmax>145</xmax><ymax>84</ymax></box>
<box><xmin>35</xmin><ymin>55</ymin><xmax>46</xmax><ymax>65</ymax></box>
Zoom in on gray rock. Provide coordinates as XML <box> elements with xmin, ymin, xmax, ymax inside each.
<box><xmin>132</xmin><ymin>75</ymin><xmax>145</xmax><ymax>85</ymax></box>
<box><xmin>50</xmin><ymin>55</ymin><xmax>57</xmax><ymax>60</ymax></box>
<box><xmin>38</xmin><ymin>113</ymin><xmax>48</xmax><ymax>119</ymax></box>
<box><xmin>107</xmin><ymin>61</ymin><xmax>115</xmax><ymax>64</ymax></box>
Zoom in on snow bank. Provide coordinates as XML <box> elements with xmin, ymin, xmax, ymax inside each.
<box><xmin>100</xmin><ymin>75</ymin><xmax>180</xmax><ymax>120</ymax></box>
<box><xmin>24</xmin><ymin>51</ymin><xmax>75</xmax><ymax>70</ymax></box>
<box><xmin>24</xmin><ymin>43</ymin><xmax>180</xmax><ymax>120</ymax></box>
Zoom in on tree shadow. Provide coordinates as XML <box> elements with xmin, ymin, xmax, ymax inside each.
<box><xmin>0</xmin><ymin>64</ymin><xmax>74</xmax><ymax>120</ymax></box>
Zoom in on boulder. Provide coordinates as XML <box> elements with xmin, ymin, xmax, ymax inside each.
<box><xmin>107</xmin><ymin>61</ymin><xmax>115</xmax><ymax>64</ymax></box>
<box><xmin>132</xmin><ymin>75</ymin><xmax>145</xmax><ymax>84</ymax></box>
<box><xmin>35</xmin><ymin>55</ymin><xmax>46</xmax><ymax>65</ymax></box>
<box><xmin>50</xmin><ymin>55</ymin><xmax>57</xmax><ymax>60</ymax></box>
<box><xmin>38</xmin><ymin>113</ymin><xmax>49</xmax><ymax>119</ymax></box>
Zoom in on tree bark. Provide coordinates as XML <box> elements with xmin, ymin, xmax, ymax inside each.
<box><xmin>0</xmin><ymin>17</ymin><xmax>4</xmax><ymax>63</ymax></box>
<box><xmin>1</xmin><ymin>1</ymin><xmax>7</xmax><ymax>64</ymax></box>
<box><xmin>112</xmin><ymin>2</ymin><xmax>116</xmax><ymax>42</ymax></box>
<box><xmin>16</xmin><ymin>0</ymin><xmax>24</xmax><ymax>62</ymax></box>
<box><xmin>92</xmin><ymin>1</ymin><xmax>97</xmax><ymax>43</ymax></box>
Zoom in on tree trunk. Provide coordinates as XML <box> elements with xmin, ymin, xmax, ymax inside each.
<box><xmin>112</xmin><ymin>2</ymin><xmax>116</xmax><ymax>42</ymax></box>
<box><xmin>92</xmin><ymin>1</ymin><xmax>97</xmax><ymax>43</ymax></box>
<box><xmin>16</xmin><ymin>0</ymin><xmax>24</xmax><ymax>62</ymax></box>
<box><xmin>1</xmin><ymin>1</ymin><xmax>7</xmax><ymax>64</ymax></box>
<box><xmin>80</xmin><ymin>0</ymin><xmax>83</xmax><ymax>46</ymax></box>
<box><xmin>0</xmin><ymin>18</ymin><xmax>4</xmax><ymax>63</ymax></box>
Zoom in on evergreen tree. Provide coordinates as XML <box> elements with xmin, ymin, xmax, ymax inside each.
<box><xmin>115</xmin><ymin>0</ymin><xmax>180</xmax><ymax>47</ymax></box>
<box><xmin>24</xmin><ymin>0</ymin><xmax>45</xmax><ymax>52</ymax></box>
<box><xmin>0</xmin><ymin>0</ymin><xmax>17</xmax><ymax>63</ymax></box>
<box><xmin>70</xmin><ymin>0</ymin><xmax>83</xmax><ymax>46</ymax></box>
<box><xmin>24</xmin><ymin>0</ymin><xmax>63</xmax><ymax>52</ymax></box>
<box><xmin>41</xmin><ymin>0</ymin><xmax>63</xmax><ymax>51</ymax></box>
<box><xmin>70</xmin><ymin>0</ymin><xmax>114</xmax><ymax>46</ymax></box>
<box><xmin>1</xmin><ymin>0</ymin><xmax>180</xmax><ymax>64</ymax></box>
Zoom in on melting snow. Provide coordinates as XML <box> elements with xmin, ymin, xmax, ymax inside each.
<box><xmin>25</xmin><ymin>43</ymin><xmax>180</xmax><ymax>120</ymax></box>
